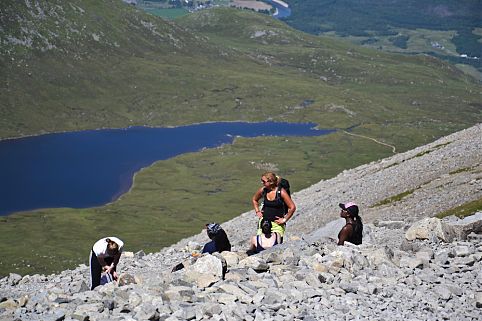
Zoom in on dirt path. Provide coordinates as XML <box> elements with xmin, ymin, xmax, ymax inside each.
<box><xmin>342</xmin><ymin>130</ymin><xmax>397</xmax><ymax>153</ymax></box>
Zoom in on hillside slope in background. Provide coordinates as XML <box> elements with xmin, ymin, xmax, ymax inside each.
<box><xmin>283</xmin><ymin>0</ymin><xmax>482</xmax><ymax>78</ymax></box>
<box><xmin>0</xmin><ymin>124</ymin><xmax>480</xmax><ymax>320</ymax></box>
<box><xmin>1</xmin><ymin>2</ymin><xmax>481</xmax><ymax>142</ymax></box>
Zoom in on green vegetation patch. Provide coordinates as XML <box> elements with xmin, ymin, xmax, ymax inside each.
<box><xmin>449</xmin><ymin>166</ymin><xmax>476</xmax><ymax>175</ymax></box>
<box><xmin>436</xmin><ymin>197</ymin><xmax>482</xmax><ymax>219</ymax></box>
<box><xmin>371</xmin><ymin>188</ymin><xmax>417</xmax><ymax>207</ymax></box>
<box><xmin>144</xmin><ymin>8</ymin><xmax>190</xmax><ymax>19</ymax></box>
<box><xmin>339</xmin><ymin>29</ymin><xmax>460</xmax><ymax>57</ymax></box>
<box><xmin>410</xmin><ymin>142</ymin><xmax>452</xmax><ymax>159</ymax></box>
<box><xmin>283</xmin><ymin>0</ymin><xmax>482</xmax><ymax>72</ymax></box>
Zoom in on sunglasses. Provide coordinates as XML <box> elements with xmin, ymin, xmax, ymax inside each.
<box><xmin>261</xmin><ymin>179</ymin><xmax>269</xmax><ymax>184</ymax></box>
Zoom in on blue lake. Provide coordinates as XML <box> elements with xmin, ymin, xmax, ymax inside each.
<box><xmin>0</xmin><ymin>122</ymin><xmax>334</xmax><ymax>216</ymax></box>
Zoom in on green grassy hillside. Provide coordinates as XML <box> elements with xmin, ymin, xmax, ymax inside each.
<box><xmin>0</xmin><ymin>3</ymin><xmax>481</xmax><ymax>276</ymax></box>
<box><xmin>1</xmin><ymin>3</ymin><xmax>480</xmax><ymax>141</ymax></box>
<box><xmin>283</xmin><ymin>0</ymin><xmax>482</xmax><ymax>77</ymax></box>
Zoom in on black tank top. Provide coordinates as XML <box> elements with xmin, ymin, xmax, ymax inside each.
<box><xmin>263</xmin><ymin>187</ymin><xmax>285</xmax><ymax>221</ymax></box>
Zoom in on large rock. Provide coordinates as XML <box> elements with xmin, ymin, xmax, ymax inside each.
<box><xmin>405</xmin><ymin>217</ymin><xmax>451</xmax><ymax>241</ymax></box>
<box><xmin>443</xmin><ymin>212</ymin><xmax>482</xmax><ymax>241</ymax></box>
<box><xmin>362</xmin><ymin>246</ymin><xmax>395</xmax><ymax>267</ymax></box>
<box><xmin>476</xmin><ymin>292</ymin><xmax>482</xmax><ymax>308</ymax></box>
<box><xmin>237</xmin><ymin>256</ymin><xmax>269</xmax><ymax>273</ymax></box>
<box><xmin>184</xmin><ymin>254</ymin><xmax>225</xmax><ymax>288</ymax></box>
<box><xmin>306</xmin><ymin>218</ymin><xmax>345</xmax><ymax>242</ymax></box>
<box><xmin>406</xmin><ymin>214</ymin><xmax>482</xmax><ymax>243</ymax></box>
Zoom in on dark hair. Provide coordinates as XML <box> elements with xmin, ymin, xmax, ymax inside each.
<box><xmin>351</xmin><ymin>214</ymin><xmax>363</xmax><ymax>245</ymax></box>
<box><xmin>260</xmin><ymin>218</ymin><xmax>272</xmax><ymax>237</ymax></box>
<box><xmin>106</xmin><ymin>238</ymin><xmax>119</xmax><ymax>254</ymax></box>
<box><xmin>213</xmin><ymin>228</ymin><xmax>231</xmax><ymax>252</ymax></box>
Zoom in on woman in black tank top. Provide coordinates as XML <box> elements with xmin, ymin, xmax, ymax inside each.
<box><xmin>261</xmin><ymin>187</ymin><xmax>285</xmax><ymax>221</ymax></box>
<box><xmin>251</xmin><ymin>172</ymin><xmax>296</xmax><ymax>238</ymax></box>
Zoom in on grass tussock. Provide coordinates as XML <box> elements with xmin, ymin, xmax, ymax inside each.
<box><xmin>436</xmin><ymin>197</ymin><xmax>482</xmax><ymax>219</ymax></box>
<box><xmin>372</xmin><ymin>188</ymin><xmax>417</xmax><ymax>207</ymax></box>
<box><xmin>449</xmin><ymin>166</ymin><xmax>476</xmax><ymax>175</ymax></box>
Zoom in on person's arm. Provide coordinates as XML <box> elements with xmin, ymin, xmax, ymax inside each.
<box><xmin>337</xmin><ymin>225</ymin><xmax>353</xmax><ymax>245</ymax></box>
<box><xmin>252</xmin><ymin>187</ymin><xmax>264</xmax><ymax>218</ymax></box>
<box><xmin>112</xmin><ymin>252</ymin><xmax>121</xmax><ymax>270</ymax></box>
<box><xmin>96</xmin><ymin>256</ymin><xmax>109</xmax><ymax>272</ymax></box>
<box><xmin>275</xmin><ymin>189</ymin><xmax>296</xmax><ymax>224</ymax></box>
<box><xmin>275</xmin><ymin>232</ymin><xmax>281</xmax><ymax>244</ymax></box>
<box><xmin>249</xmin><ymin>235</ymin><xmax>257</xmax><ymax>251</ymax></box>
<box><xmin>110</xmin><ymin>252</ymin><xmax>122</xmax><ymax>280</ymax></box>
<box><xmin>100</xmin><ymin>252</ymin><xmax>121</xmax><ymax>276</ymax></box>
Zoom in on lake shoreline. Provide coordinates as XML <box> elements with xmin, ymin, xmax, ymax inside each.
<box><xmin>0</xmin><ymin>119</ymin><xmax>323</xmax><ymax>142</ymax></box>
<box><xmin>0</xmin><ymin>122</ymin><xmax>335</xmax><ymax>216</ymax></box>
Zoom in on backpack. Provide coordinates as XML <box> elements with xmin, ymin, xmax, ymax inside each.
<box><xmin>262</xmin><ymin>177</ymin><xmax>291</xmax><ymax>215</ymax></box>
<box><xmin>100</xmin><ymin>272</ymin><xmax>114</xmax><ymax>285</ymax></box>
<box><xmin>278</xmin><ymin>177</ymin><xmax>290</xmax><ymax>197</ymax></box>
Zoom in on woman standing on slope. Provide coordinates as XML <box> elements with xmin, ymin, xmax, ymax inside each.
<box><xmin>337</xmin><ymin>202</ymin><xmax>363</xmax><ymax>245</ymax></box>
<box><xmin>252</xmin><ymin>171</ymin><xmax>296</xmax><ymax>242</ymax></box>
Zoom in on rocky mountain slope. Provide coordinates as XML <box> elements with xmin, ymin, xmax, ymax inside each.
<box><xmin>0</xmin><ymin>124</ymin><xmax>480</xmax><ymax>320</ymax></box>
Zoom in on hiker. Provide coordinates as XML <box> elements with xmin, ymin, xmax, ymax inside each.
<box><xmin>89</xmin><ymin>237</ymin><xmax>124</xmax><ymax>290</ymax></box>
<box><xmin>337</xmin><ymin>202</ymin><xmax>363</xmax><ymax>245</ymax></box>
<box><xmin>172</xmin><ymin>223</ymin><xmax>231</xmax><ymax>272</ymax></box>
<box><xmin>202</xmin><ymin>222</ymin><xmax>232</xmax><ymax>254</ymax></box>
<box><xmin>252</xmin><ymin>171</ymin><xmax>296</xmax><ymax>242</ymax></box>
<box><xmin>248</xmin><ymin>218</ymin><xmax>282</xmax><ymax>255</ymax></box>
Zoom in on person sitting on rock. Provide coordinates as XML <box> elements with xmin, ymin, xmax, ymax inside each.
<box><xmin>338</xmin><ymin>202</ymin><xmax>363</xmax><ymax>245</ymax></box>
<box><xmin>172</xmin><ymin>223</ymin><xmax>231</xmax><ymax>272</ymax></box>
<box><xmin>89</xmin><ymin>237</ymin><xmax>124</xmax><ymax>290</ymax></box>
<box><xmin>202</xmin><ymin>223</ymin><xmax>231</xmax><ymax>254</ymax></box>
<box><xmin>247</xmin><ymin>218</ymin><xmax>281</xmax><ymax>255</ymax></box>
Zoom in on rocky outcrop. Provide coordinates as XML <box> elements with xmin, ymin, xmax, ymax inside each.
<box><xmin>0</xmin><ymin>124</ymin><xmax>481</xmax><ymax>320</ymax></box>
<box><xmin>406</xmin><ymin>213</ymin><xmax>482</xmax><ymax>243</ymax></box>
